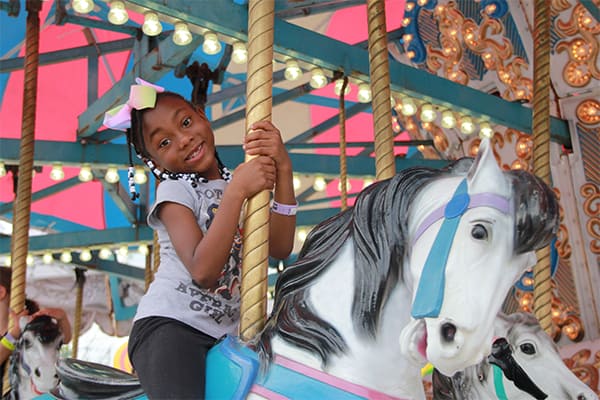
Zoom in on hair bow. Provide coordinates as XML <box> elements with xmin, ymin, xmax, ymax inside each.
<box><xmin>102</xmin><ymin>78</ymin><xmax>165</xmax><ymax>131</ymax></box>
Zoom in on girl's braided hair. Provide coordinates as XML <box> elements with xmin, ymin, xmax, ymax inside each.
<box><xmin>125</xmin><ymin>92</ymin><xmax>231</xmax><ymax>199</ymax></box>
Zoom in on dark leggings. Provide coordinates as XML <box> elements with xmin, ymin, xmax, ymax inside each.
<box><xmin>128</xmin><ymin>317</ymin><xmax>217</xmax><ymax>400</ymax></box>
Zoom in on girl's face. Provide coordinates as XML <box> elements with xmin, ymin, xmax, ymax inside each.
<box><xmin>142</xmin><ymin>95</ymin><xmax>220</xmax><ymax>179</ymax></box>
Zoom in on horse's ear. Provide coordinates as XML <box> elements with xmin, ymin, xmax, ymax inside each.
<box><xmin>467</xmin><ymin>138</ymin><xmax>508</xmax><ymax>195</ymax></box>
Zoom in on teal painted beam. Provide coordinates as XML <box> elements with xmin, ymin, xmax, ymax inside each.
<box><xmin>580</xmin><ymin>0</ymin><xmax>599</xmax><ymax>22</ymax></box>
<box><xmin>275</xmin><ymin>0</ymin><xmax>363</xmax><ymax>18</ymax></box>
<box><xmin>0</xmin><ymin>38</ymin><xmax>134</xmax><ymax>73</ymax></box>
<box><xmin>77</xmin><ymin>35</ymin><xmax>203</xmax><ymax>137</ymax></box>
<box><xmin>0</xmin><ymin>138</ymin><xmax>445</xmax><ymax>174</ymax></box>
<box><xmin>0</xmin><ymin>227</ymin><xmax>154</xmax><ymax>254</ymax></box>
<box><xmin>41</xmin><ymin>250</ymin><xmax>146</xmax><ymax>281</ymax></box>
<box><xmin>123</xmin><ymin>0</ymin><xmax>570</xmax><ymax>146</ymax></box>
<box><xmin>0</xmin><ymin>176</ymin><xmax>81</xmax><ymax>215</ymax></box>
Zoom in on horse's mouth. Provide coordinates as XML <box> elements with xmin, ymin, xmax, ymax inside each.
<box><xmin>399</xmin><ymin>319</ymin><xmax>428</xmax><ymax>365</ymax></box>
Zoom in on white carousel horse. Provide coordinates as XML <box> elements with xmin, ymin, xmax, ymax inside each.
<box><xmin>432</xmin><ymin>312</ymin><xmax>598</xmax><ymax>400</ymax></box>
<box><xmin>6</xmin><ymin>315</ymin><xmax>63</xmax><ymax>400</ymax></box>
<box><xmin>7</xmin><ymin>315</ymin><xmax>144</xmax><ymax>400</ymax></box>
<box><xmin>206</xmin><ymin>139</ymin><xmax>560</xmax><ymax>399</ymax></box>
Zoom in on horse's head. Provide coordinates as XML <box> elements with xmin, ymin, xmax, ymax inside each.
<box><xmin>433</xmin><ymin>313</ymin><xmax>598</xmax><ymax>400</ymax></box>
<box><xmin>9</xmin><ymin>315</ymin><xmax>63</xmax><ymax>398</ymax></box>
<box><xmin>401</xmin><ymin>139</ymin><xmax>559</xmax><ymax>376</ymax></box>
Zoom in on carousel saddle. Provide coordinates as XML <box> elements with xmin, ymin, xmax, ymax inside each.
<box><xmin>50</xmin><ymin>358</ymin><xmax>144</xmax><ymax>399</ymax></box>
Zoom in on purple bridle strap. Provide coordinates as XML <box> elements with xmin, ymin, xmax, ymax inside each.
<box><xmin>411</xmin><ymin>192</ymin><xmax>511</xmax><ymax>247</ymax></box>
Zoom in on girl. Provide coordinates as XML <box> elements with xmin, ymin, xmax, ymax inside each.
<box><xmin>103</xmin><ymin>79</ymin><xmax>297</xmax><ymax>399</ymax></box>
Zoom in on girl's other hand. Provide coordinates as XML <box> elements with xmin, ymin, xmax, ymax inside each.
<box><xmin>244</xmin><ymin>121</ymin><xmax>292</xmax><ymax>172</ymax></box>
<box><xmin>231</xmin><ymin>156</ymin><xmax>276</xmax><ymax>198</ymax></box>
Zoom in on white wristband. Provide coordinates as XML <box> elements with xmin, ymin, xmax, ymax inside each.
<box><xmin>271</xmin><ymin>201</ymin><xmax>298</xmax><ymax>216</ymax></box>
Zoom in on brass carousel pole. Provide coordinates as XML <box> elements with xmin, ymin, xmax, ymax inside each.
<box><xmin>367</xmin><ymin>0</ymin><xmax>395</xmax><ymax>180</ymax></box>
<box><xmin>9</xmin><ymin>0</ymin><xmax>42</xmax><ymax>318</ymax></box>
<box><xmin>3</xmin><ymin>1</ymin><xmax>42</xmax><ymax>393</ymax></box>
<box><xmin>71</xmin><ymin>268</ymin><xmax>85</xmax><ymax>358</ymax></box>
<box><xmin>338</xmin><ymin>77</ymin><xmax>349</xmax><ymax>211</ymax></box>
<box><xmin>531</xmin><ymin>0</ymin><xmax>553</xmax><ymax>334</ymax></box>
<box><xmin>239</xmin><ymin>0</ymin><xmax>274</xmax><ymax>341</ymax></box>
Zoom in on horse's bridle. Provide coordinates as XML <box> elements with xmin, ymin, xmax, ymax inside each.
<box><xmin>411</xmin><ymin>179</ymin><xmax>511</xmax><ymax>318</ymax></box>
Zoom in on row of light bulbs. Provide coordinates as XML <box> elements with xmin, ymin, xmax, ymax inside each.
<box><xmin>292</xmin><ymin>174</ymin><xmax>374</xmax><ymax>193</ymax></box>
<box><xmin>2</xmin><ymin>243</ymin><xmax>152</xmax><ymax>267</ymax></box>
<box><xmin>392</xmin><ymin>97</ymin><xmax>495</xmax><ymax>138</ymax></box>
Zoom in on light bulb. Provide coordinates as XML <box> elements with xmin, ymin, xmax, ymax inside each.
<box><xmin>479</xmin><ymin>122</ymin><xmax>493</xmax><ymax>138</ymax></box>
<box><xmin>337</xmin><ymin>179</ymin><xmax>352</xmax><ymax>192</ymax></box>
<box><xmin>60</xmin><ymin>251</ymin><xmax>72</xmax><ymax>263</ymax></box>
<box><xmin>117</xmin><ymin>246</ymin><xmax>129</xmax><ymax>257</ymax></box>
<box><xmin>293</xmin><ymin>175</ymin><xmax>301</xmax><ymax>190</ymax></box>
<box><xmin>78</xmin><ymin>164</ymin><xmax>93</xmax><ymax>182</ymax></box>
<box><xmin>108</xmin><ymin>1</ymin><xmax>128</xmax><ymax>25</ymax></box>
<box><xmin>42</xmin><ymin>253</ymin><xmax>53</xmax><ymax>264</ymax></box>
<box><xmin>419</xmin><ymin>103</ymin><xmax>437</xmax><ymax>122</ymax></box>
<box><xmin>312</xmin><ymin>176</ymin><xmax>327</xmax><ymax>192</ymax></box>
<box><xmin>50</xmin><ymin>163</ymin><xmax>65</xmax><ymax>181</ymax></box>
<box><xmin>441</xmin><ymin>110</ymin><xmax>456</xmax><ymax>128</ymax></box>
<box><xmin>173</xmin><ymin>22</ymin><xmax>192</xmax><ymax>46</ymax></box>
<box><xmin>297</xmin><ymin>228</ymin><xmax>308</xmax><ymax>242</ymax></box>
<box><xmin>133</xmin><ymin>166</ymin><xmax>147</xmax><ymax>184</ymax></box>
<box><xmin>460</xmin><ymin>116</ymin><xmax>475</xmax><ymax>135</ymax></box>
<box><xmin>284</xmin><ymin>59</ymin><xmax>302</xmax><ymax>81</ymax></box>
<box><xmin>138</xmin><ymin>244</ymin><xmax>149</xmax><ymax>255</ymax></box>
<box><xmin>401</xmin><ymin>98</ymin><xmax>417</xmax><ymax>116</ymax></box>
<box><xmin>26</xmin><ymin>254</ymin><xmax>34</xmax><ymax>266</ymax></box>
<box><xmin>334</xmin><ymin>79</ymin><xmax>351</xmax><ymax>96</ymax></box>
<box><xmin>105</xmin><ymin>166</ymin><xmax>120</xmax><ymax>183</ymax></box>
<box><xmin>0</xmin><ymin>162</ymin><xmax>6</xmax><ymax>177</ymax></box>
<box><xmin>357</xmin><ymin>83</ymin><xmax>372</xmax><ymax>103</ymax></box>
<box><xmin>142</xmin><ymin>12</ymin><xmax>162</xmax><ymax>36</ymax></box>
<box><xmin>202</xmin><ymin>31</ymin><xmax>221</xmax><ymax>55</ymax></box>
<box><xmin>99</xmin><ymin>248</ymin><xmax>112</xmax><ymax>260</ymax></box>
<box><xmin>363</xmin><ymin>178</ymin><xmax>374</xmax><ymax>189</ymax></box>
<box><xmin>309</xmin><ymin>68</ymin><xmax>327</xmax><ymax>89</ymax></box>
<box><xmin>79</xmin><ymin>249</ymin><xmax>92</xmax><ymax>262</ymax></box>
<box><xmin>231</xmin><ymin>41</ymin><xmax>247</xmax><ymax>64</ymax></box>
<box><xmin>72</xmin><ymin>0</ymin><xmax>94</xmax><ymax>14</ymax></box>
<box><xmin>3</xmin><ymin>257</ymin><xmax>10</xmax><ymax>267</ymax></box>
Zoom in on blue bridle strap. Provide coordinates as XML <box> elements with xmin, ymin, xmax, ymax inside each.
<box><xmin>411</xmin><ymin>179</ymin><xmax>470</xmax><ymax>318</ymax></box>
<box><xmin>493</xmin><ymin>364</ymin><xmax>509</xmax><ymax>400</ymax></box>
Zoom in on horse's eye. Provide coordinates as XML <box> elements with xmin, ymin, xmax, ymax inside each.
<box><xmin>23</xmin><ymin>338</ymin><xmax>32</xmax><ymax>349</ymax></box>
<box><xmin>471</xmin><ymin>224</ymin><xmax>488</xmax><ymax>240</ymax></box>
<box><xmin>519</xmin><ymin>342</ymin><xmax>536</xmax><ymax>355</ymax></box>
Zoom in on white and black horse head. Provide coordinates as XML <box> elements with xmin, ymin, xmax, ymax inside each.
<box><xmin>8</xmin><ymin>315</ymin><xmax>63</xmax><ymax>400</ymax></box>
<box><xmin>432</xmin><ymin>312</ymin><xmax>598</xmax><ymax>400</ymax></box>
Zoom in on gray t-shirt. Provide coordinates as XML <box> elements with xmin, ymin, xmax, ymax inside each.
<box><xmin>134</xmin><ymin>178</ymin><xmax>242</xmax><ymax>339</ymax></box>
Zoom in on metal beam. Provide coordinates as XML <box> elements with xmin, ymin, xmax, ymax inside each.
<box><xmin>0</xmin><ymin>138</ymin><xmax>447</xmax><ymax>175</ymax></box>
<box><xmin>0</xmin><ymin>176</ymin><xmax>81</xmax><ymax>215</ymax></box>
<box><xmin>123</xmin><ymin>0</ymin><xmax>570</xmax><ymax>146</ymax></box>
<box><xmin>0</xmin><ymin>227</ymin><xmax>154</xmax><ymax>254</ymax></box>
<box><xmin>0</xmin><ymin>38</ymin><xmax>134</xmax><ymax>73</ymax></box>
<box><xmin>275</xmin><ymin>0</ymin><xmax>364</xmax><ymax>19</ymax></box>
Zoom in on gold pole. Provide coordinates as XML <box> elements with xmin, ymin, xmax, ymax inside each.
<box><xmin>8</xmin><ymin>0</ymin><xmax>42</xmax><ymax>318</ymax></box>
<box><xmin>531</xmin><ymin>0</ymin><xmax>553</xmax><ymax>334</ymax></box>
<box><xmin>367</xmin><ymin>0</ymin><xmax>395</xmax><ymax>180</ymax></box>
<box><xmin>338</xmin><ymin>77</ymin><xmax>349</xmax><ymax>211</ymax></box>
<box><xmin>71</xmin><ymin>268</ymin><xmax>85</xmax><ymax>358</ymax></box>
<box><xmin>239</xmin><ymin>0</ymin><xmax>274</xmax><ymax>341</ymax></box>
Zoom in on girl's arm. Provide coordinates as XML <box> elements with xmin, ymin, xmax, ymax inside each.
<box><xmin>244</xmin><ymin>121</ymin><xmax>297</xmax><ymax>260</ymax></box>
<box><xmin>159</xmin><ymin>155</ymin><xmax>276</xmax><ymax>289</ymax></box>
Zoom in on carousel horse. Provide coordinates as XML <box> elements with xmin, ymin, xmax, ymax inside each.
<box><xmin>432</xmin><ymin>312</ymin><xmax>598</xmax><ymax>400</ymax></box>
<box><xmin>27</xmin><ymin>139</ymin><xmax>559</xmax><ymax>399</ymax></box>
<box><xmin>6</xmin><ymin>315</ymin><xmax>63</xmax><ymax>400</ymax></box>
<box><xmin>205</xmin><ymin>139</ymin><xmax>559</xmax><ymax>399</ymax></box>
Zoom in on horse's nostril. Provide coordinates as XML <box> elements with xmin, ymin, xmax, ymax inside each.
<box><xmin>34</xmin><ymin>368</ymin><xmax>41</xmax><ymax>377</ymax></box>
<box><xmin>577</xmin><ymin>395</ymin><xmax>586</xmax><ymax>400</ymax></box>
<box><xmin>441</xmin><ymin>323</ymin><xmax>457</xmax><ymax>342</ymax></box>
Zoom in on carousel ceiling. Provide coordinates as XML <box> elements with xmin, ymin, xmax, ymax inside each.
<box><xmin>0</xmin><ymin>0</ymin><xmax>598</xmax><ymax>281</ymax></box>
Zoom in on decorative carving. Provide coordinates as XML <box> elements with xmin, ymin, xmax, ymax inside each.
<box><xmin>562</xmin><ymin>349</ymin><xmax>600</xmax><ymax>394</ymax></box>
<box><xmin>576</xmin><ymin>99</ymin><xmax>600</xmax><ymax>125</ymax></box>
<box><xmin>581</xmin><ymin>183</ymin><xmax>600</xmax><ymax>255</ymax></box>
<box><xmin>555</xmin><ymin>4</ymin><xmax>600</xmax><ymax>88</ymax></box>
